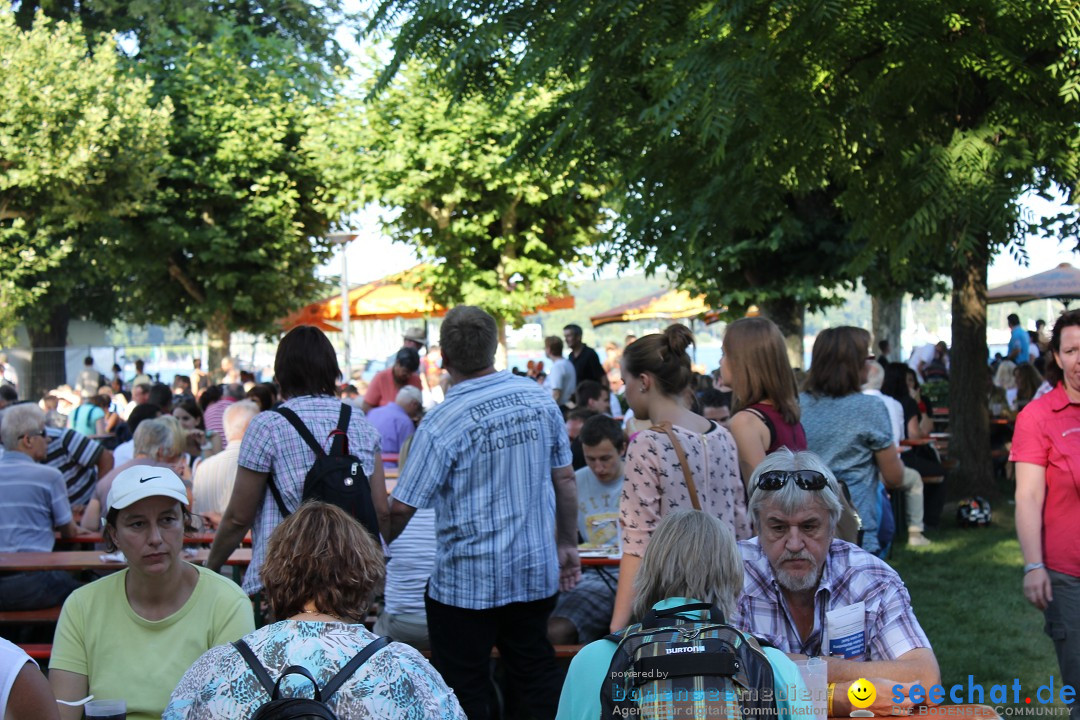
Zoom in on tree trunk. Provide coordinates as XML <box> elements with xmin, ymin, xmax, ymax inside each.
<box><xmin>495</xmin><ymin>320</ymin><xmax>509</xmax><ymax>371</ymax></box>
<box><xmin>871</xmin><ymin>295</ymin><xmax>903</xmax><ymax>363</ymax></box>
<box><xmin>949</xmin><ymin>241</ymin><xmax>994</xmax><ymax>498</ymax></box>
<box><xmin>206</xmin><ymin>312</ymin><xmax>231</xmax><ymax>381</ymax></box>
<box><xmin>28</xmin><ymin>303</ymin><xmax>70</xmax><ymax>399</ymax></box>
<box><xmin>760</xmin><ymin>297</ymin><xmax>805</xmax><ymax>370</ymax></box>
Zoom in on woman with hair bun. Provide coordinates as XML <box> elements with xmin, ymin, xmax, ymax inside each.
<box><xmin>611</xmin><ymin>325</ymin><xmax>749</xmax><ymax>631</ymax></box>
<box><xmin>721</xmin><ymin>317</ymin><xmax>806</xmax><ymax>486</ymax></box>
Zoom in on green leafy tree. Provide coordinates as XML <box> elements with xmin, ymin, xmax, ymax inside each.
<box><xmin>14</xmin><ymin>4</ymin><xmax>361</xmax><ymax>373</ymax></box>
<box><xmin>354</xmin><ymin>63</ymin><xmax>605</xmax><ymax>359</ymax></box>
<box><xmin>125</xmin><ymin>30</ymin><xmax>345</xmax><ymax>370</ymax></box>
<box><xmin>0</xmin><ymin>11</ymin><xmax>171</xmax><ymax>393</ymax></box>
<box><xmin>369</xmin><ymin>0</ymin><xmax>1080</xmax><ymax>493</ymax></box>
<box><xmin>11</xmin><ymin>0</ymin><xmax>355</xmax><ymax>85</ymax></box>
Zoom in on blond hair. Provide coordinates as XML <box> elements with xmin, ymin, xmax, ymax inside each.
<box><xmin>632</xmin><ymin>510</ymin><xmax>743</xmax><ymax>621</ymax></box>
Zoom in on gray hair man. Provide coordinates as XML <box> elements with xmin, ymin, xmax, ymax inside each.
<box><xmin>364</xmin><ymin>386</ymin><xmax>422</xmax><ymax>464</ymax></box>
<box><xmin>192</xmin><ymin>400</ymin><xmax>259</xmax><ymax>528</ymax></box>
<box><xmin>389</xmin><ymin>306</ymin><xmax>578</xmax><ymax>720</ymax></box>
<box><xmin>0</xmin><ymin>404</ymin><xmax>83</xmax><ymax>610</ymax></box>
<box><xmin>80</xmin><ymin>417</ymin><xmax>184</xmax><ymax>531</ymax></box>
<box><xmin>732</xmin><ymin>448</ymin><xmax>939</xmax><ymax>716</ymax></box>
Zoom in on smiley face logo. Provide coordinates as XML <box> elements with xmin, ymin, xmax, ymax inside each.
<box><xmin>847</xmin><ymin>678</ymin><xmax>876</xmax><ymax>709</ymax></box>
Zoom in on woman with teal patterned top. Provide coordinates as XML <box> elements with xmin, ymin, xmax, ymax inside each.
<box><xmin>165</xmin><ymin>502</ymin><xmax>465</xmax><ymax>720</ymax></box>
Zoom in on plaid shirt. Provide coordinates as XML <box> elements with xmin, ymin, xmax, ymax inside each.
<box><xmin>394</xmin><ymin>371</ymin><xmax>572</xmax><ymax>609</ymax></box>
<box><xmin>238</xmin><ymin>396</ymin><xmax>381</xmax><ymax>594</ymax></box>
<box><xmin>732</xmin><ymin>538</ymin><xmax>930</xmax><ymax>660</ymax></box>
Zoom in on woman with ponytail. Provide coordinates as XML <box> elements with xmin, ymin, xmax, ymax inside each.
<box><xmin>610</xmin><ymin>325</ymin><xmax>749</xmax><ymax>631</ymax></box>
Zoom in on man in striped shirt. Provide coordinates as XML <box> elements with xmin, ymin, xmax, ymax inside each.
<box><xmin>44</xmin><ymin>425</ymin><xmax>113</xmax><ymax>510</ymax></box>
<box><xmin>733</xmin><ymin>449</ymin><xmax>939</xmax><ymax>716</ymax></box>
<box><xmin>389</xmin><ymin>306</ymin><xmax>579</xmax><ymax>720</ymax></box>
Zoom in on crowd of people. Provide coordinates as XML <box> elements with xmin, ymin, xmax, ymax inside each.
<box><xmin>0</xmin><ymin>306</ymin><xmax>1076</xmax><ymax>720</ymax></box>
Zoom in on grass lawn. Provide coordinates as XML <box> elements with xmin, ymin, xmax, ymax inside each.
<box><xmin>889</xmin><ymin>501</ymin><xmax>1069</xmax><ymax>710</ymax></box>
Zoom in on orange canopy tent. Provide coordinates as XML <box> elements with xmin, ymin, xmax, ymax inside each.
<box><xmin>279</xmin><ymin>266</ymin><xmax>574</xmax><ymax>331</ymax></box>
<box><xmin>590</xmin><ymin>289</ymin><xmax>715</xmax><ymax>328</ymax></box>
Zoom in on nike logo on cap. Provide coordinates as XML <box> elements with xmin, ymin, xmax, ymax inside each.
<box><xmin>139</xmin><ymin>476</ymin><xmax>161</xmax><ymax>483</ymax></box>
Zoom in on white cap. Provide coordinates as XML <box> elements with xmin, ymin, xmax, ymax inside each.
<box><xmin>106</xmin><ymin>465</ymin><xmax>188</xmax><ymax>511</ymax></box>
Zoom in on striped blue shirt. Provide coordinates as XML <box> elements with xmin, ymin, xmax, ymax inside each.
<box><xmin>394</xmin><ymin>371</ymin><xmax>572</xmax><ymax>609</ymax></box>
<box><xmin>0</xmin><ymin>451</ymin><xmax>72</xmax><ymax>552</ymax></box>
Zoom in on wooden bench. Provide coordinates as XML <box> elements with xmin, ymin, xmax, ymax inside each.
<box><xmin>0</xmin><ymin>606</ymin><xmax>62</xmax><ymax>624</ymax></box>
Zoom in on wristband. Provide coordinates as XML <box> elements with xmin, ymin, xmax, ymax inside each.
<box><xmin>1024</xmin><ymin>562</ymin><xmax>1046</xmax><ymax>574</ymax></box>
<box><xmin>828</xmin><ymin>683</ymin><xmax>836</xmax><ymax>715</ymax></box>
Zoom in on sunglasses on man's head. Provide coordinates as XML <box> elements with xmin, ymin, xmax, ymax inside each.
<box><xmin>755</xmin><ymin>470</ymin><xmax>828</xmax><ymax>491</ymax></box>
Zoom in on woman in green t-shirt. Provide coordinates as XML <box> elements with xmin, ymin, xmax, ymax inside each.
<box><xmin>49</xmin><ymin>467</ymin><xmax>254</xmax><ymax>720</ymax></box>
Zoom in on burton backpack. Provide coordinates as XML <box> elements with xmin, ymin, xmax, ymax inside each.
<box><xmin>232</xmin><ymin>636</ymin><xmax>390</xmax><ymax>720</ymax></box>
<box><xmin>267</xmin><ymin>404</ymin><xmax>380</xmax><ymax>541</ymax></box>
<box><xmin>601</xmin><ymin>602</ymin><xmax>778</xmax><ymax>720</ymax></box>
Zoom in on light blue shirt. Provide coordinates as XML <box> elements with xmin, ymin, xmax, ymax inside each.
<box><xmin>799</xmin><ymin>392</ymin><xmax>893</xmax><ymax>554</ymax></box>
<box><xmin>0</xmin><ymin>451</ymin><xmax>72</xmax><ymax>552</ymax></box>
<box><xmin>1009</xmin><ymin>325</ymin><xmax>1031</xmax><ymax>364</ymax></box>
<box><xmin>556</xmin><ymin>597</ymin><xmax>812</xmax><ymax>720</ymax></box>
<box><xmin>394</xmin><ymin>371</ymin><xmax>572</xmax><ymax>609</ymax></box>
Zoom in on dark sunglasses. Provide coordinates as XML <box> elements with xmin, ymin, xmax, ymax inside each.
<box><xmin>756</xmin><ymin>470</ymin><xmax>828</xmax><ymax>491</ymax></box>
<box><xmin>22</xmin><ymin>429</ymin><xmax>47</xmax><ymax>440</ymax></box>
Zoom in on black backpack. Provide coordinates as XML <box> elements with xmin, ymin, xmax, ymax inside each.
<box><xmin>232</xmin><ymin>636</ymin><xmax>390</xmax><ymax>720</ymax></box>
<box><xmin>601</xmin><ymin>602</ymin><xmax>778</xmax><ymax>719</ymax></box>
<box><xmin>267</xmin><ymin>404</ymin><xmax>380</xmax><ymax>541</ymax></box>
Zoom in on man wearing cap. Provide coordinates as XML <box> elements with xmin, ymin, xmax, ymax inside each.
<box><xmin>363</xmin><ymin>347</ymin><xmax>422</xmax><ymax>413</ymax></box>
<box><xmin>385</xmin><ymin>327</ymin><xmax>428</xmax><ymax>367</ymax></box>
<box><xmin>732</xmin><ymin>448</ymin><xmax>939</xmax><ymax>716</ymax></box>
<box><xmin>49</xmin><ymin>464</ymin><xmax>254</xmax><ymax>719</ymax></box>
<box><xmin>0</xmin><ymin>405</ymin><xmax>86</xmax><ymax>611</ymax></box>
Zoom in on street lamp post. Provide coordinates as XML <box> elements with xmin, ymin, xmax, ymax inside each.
<box><xmin>328</xmin><ymin>232</ymin><xmax>358</xmax><ymax>382</ymax></box>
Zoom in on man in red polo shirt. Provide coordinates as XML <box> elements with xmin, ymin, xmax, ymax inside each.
<box><xmin>1013</xmin><ymin>309</ymin><xmax>1080</xmax><ymax>718</ymax></box>
<box><xmin>363</xmin><ymin>347</ymin><xmax>422</xmax><ymax>413</ymax></box>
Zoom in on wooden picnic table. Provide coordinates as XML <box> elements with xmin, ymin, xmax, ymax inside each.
<box><xmin>580</xmin><ymin>555</ymin><xmax>620</xmax><ymax>567</ymax></box>
<box><xmin>0</xmin><ymin>548</ymin><xmax>251</xmax><ymax>572</ymax></box>
<box><xmin>54</xmin><ymin>531</ymin><xmax>252</xmax><ymax>546</ymax></box>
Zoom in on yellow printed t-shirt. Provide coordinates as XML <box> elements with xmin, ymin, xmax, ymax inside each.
<box><xmin>51</xmin><ymin>564</ymin><xmax>255</xmax><ymax>720</ymax></box>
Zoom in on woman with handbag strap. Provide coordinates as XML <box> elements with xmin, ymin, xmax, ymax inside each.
<box><xmin>611</xmin><ymin>324</ymin><xmax>750</xmax><ymax>632</ymax></box>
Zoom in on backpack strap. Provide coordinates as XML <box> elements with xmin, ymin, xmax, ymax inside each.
<box><xmin>232</xmin><ymin>640</ymin><xmax>276</xmax><ymax>699</ymax></box>
<box><xmin>327</xmin><ymin>404</ymin><xmax>351</xmax><ymax>457</ymax></box>
<box><xmin>649</xmin><ymin>421</ymin><xmax>701</xmax><ymax>511</ymax></box>
<box><xmin>321</xmin><ymin>636</ymin><xmax>390</xmax><ymax>700</ymax></box>
<box><xmin>274</xmin><ymin>407</ymin><xmax>328</xmax><ymax>458</ymax></box>
<box><xmin>642</xmin><ymin>602</ymin><xmax>725</xmax><ymax>628</ymax></box>
<box><xmin>266</xmin><ymin>406</ymin><xmax>332</xmax><ymax>519</ymax></box>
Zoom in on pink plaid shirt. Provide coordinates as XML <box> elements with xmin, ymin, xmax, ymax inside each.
<box><xmin>732</xmin><ymin>538</ymin><xmax>930</xmax><ymax>660</ymax></box>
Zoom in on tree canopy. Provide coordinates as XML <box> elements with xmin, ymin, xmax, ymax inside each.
<box><xmin>369</xmin><ymin>0</ymin><xmax>1080</xmax><ymax>490</ymax></box>
<box><xmin>124</xmin><ymin>30</ymin><xmax>347</xmax><ymax>364</ymax></box>
<box><xmin>0</xmin><ymin>11</ymin><xmax>171</xmax><ymax>345</ymax></box>
<box><xmin>353</xmin><ymin>63</ymin><xmax>605</xmax><ymax>342</ymax></box>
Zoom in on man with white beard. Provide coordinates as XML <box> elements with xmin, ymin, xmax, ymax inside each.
<box><xmin>732</xmin><ymin>449</ymin><xmax>939</xmax><ymax>717</ymax></box>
